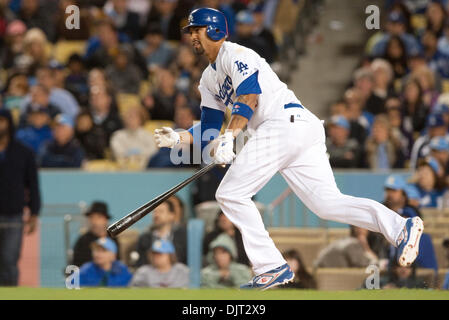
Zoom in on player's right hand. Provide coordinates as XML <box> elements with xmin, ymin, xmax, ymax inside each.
<box><xmin>154</xmin><ymin>127</ymin><xmax>180</xmax><ymax>148</ymax></box>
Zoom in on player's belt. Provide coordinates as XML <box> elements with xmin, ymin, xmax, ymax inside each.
<box><xmin>284</xmin><ymin>103</ymin><xmax>304</xmax><ymax>109</ymax></box>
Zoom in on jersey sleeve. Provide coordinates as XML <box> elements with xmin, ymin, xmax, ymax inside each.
<box><xmin>224</xmin><ymin>49</ymin><xmax>262</xmax><ymax>97</ymax></box>
<box><xmin>198</xmin><ymin>76</ymin><xmax>226</xmax><ymax>112</ymax></box>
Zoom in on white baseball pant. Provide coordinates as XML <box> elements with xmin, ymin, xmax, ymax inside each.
<box><xmin>215</xmin><ymin>106</ymin><xmax>407</xmax><ymax>275</ymax></box>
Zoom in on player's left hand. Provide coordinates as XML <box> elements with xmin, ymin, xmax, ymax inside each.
<box><xmin>214</xmin><ymin>131</ymin><xmax>235</xmax><ymax>164</ymax></box>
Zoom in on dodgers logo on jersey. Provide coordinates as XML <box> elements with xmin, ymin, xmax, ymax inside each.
<box><xmin>235</xmin><ymin>60</ymin><xmax>249</xmax><ymax>76</ymax></box>
<box><xmin>216</xmin><ymin>75</ymin><xmax>234</xmax><ymax>106</ymax></box>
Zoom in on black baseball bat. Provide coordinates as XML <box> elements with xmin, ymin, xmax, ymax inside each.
<box><xmin>107</xmin><ymin>162</ymin><xmax>218</xmax><ymax>238</ymax></box>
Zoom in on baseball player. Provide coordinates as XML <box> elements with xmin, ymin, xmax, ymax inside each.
<box><xmin>154</xmin><ymin>8</ymin><xmax>424</xmax><ymax>290</ymax></box>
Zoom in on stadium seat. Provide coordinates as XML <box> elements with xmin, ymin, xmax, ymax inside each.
<box><xmin>433</xmin><ymin>239</ymin><xmax>448</xmax><ymax>269</ymax></box>
<box><xmin>315</xmin><ymin>268</ymin><xmax>367</xmax><ymax>290</ymax></box>
<box><xmin>273</xmin><ymin>237</ymin><xmax>326</xmax><ymax>268</ymax></box>
<box><xmin>144</xmin><ymin>120</ymin><xmax>175</xmax><ymax>136</ymax></box>
<box><xmin>437</xmin><ymin>268</ymin><xmax>449</xmax><ymax>289</ymax></box>
<box><xmin>268</xmin><ymin>227</ymin><xmax>327</xmax><ymax>239</ymax></box>
<box><xmin>442</xmin><ymin>79</ymin><xmax>449</xmax><ymax>94</ymax></box>
<box><xmin>410</xmin><ymin>14</ymin><xmax>427</xmax><ymax>32</ymax></box>
<box><xmin>83</xmin><ymin>160</ymin><xmax>119</xmax><ymax>171</ymax></box>
<box><xmin>53</xmin><ymin>40</ymin><xmax>87</xmax><ymax>64</ymax></box>
<box><xmin>116</xmin><ymin>93</ymin><xmax>141</xmax><ymax>114</ymax></box>
<box><xmin>116</xmin><ymin>229</ymin><xmax>140</xmax><ymax>267</ymax></box>
<box><xmin>416</xmin><ymin>268</ymin><xmax>437</xmax><ymax>288</ymax></box>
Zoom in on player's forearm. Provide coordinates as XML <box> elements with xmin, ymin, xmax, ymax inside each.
<box><xmin>227</xmin><ymin>94</ymin><xmax>258</xmax><ymax>137</ymax></box>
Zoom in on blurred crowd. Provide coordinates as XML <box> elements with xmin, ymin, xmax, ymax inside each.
<box><xmin>0</xmin><ymin>0</ymin><xmax>283</xmax><ymax>170</ymax></box>
<box><xmin>327</xmin><ymin>0</ymin><xmax>449</xmax><ymax>209</ymax></box>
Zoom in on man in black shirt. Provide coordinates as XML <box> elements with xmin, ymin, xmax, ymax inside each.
<box><xmin>72</xmin><ymin>201</ymin><xmax>120</xmax><ymax>267</ymax></box>
<box><xmin>0</xmin><ymin>109</ymin><xmax>41</xmax><ymax>286</ymax></box>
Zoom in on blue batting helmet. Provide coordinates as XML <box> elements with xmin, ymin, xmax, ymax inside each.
<box><xmin>183</xmin><ymin>7</ymin><xmax>228</xmax><ymax>41</ymax></box>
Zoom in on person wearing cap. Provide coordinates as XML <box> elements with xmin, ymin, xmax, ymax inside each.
<box><xmin>19</xmin><ymin>84</ymin><xmax>61</xmax><ymax>128</ymax></box>
<box><xmin>72</xmin><ymin>201</ymin><xmax>120</xmax><ymax>267</ymax></box>
<box><xmin>370</xmin><ymin>11</ymin><xmax>421</xmax><ymax>57</ymax></box>
<box><xmin>429</xmin><ymin>136</ymin><xmax>449</xmax><ymax>175</ymax></box>
<box><xmin>134</xmin><ymin>200</ymin><xmax>187</xmax><ymax>267</ymax></box>
<box><xmin>0</xmin><ymin>109</ymin><xmax>41</xmax><ymax>286</ymax></box>
<box><xmin>130</xmin><ymin>239</ymin><xmax>189</xmax><ymax>288</ymax></box>
<box><xmin>404</xmin><ymin>183</ymin><xmax>422</xmax><ymax>209</ymax></box>
<box><xmin>79</xmin><ymin>237</ymin><xmax>132</xmax><ymax>287</ymax></box>
<box><xmin>136</xmin><ymin>23</ymin><xmax>175</xmax><ymax>70</ymax></box>
<box><xmin>410</xmin><ymin>112</ymin><xmax>449</xmax><ymax>169</ymax></box>
<box><xmin>230</xmin><ymin>10</ymin><xmax>275</xmax><ymax>64</ymax></box>
<box><xmin>38</xmin><ymin>114</ymin><xmax>85</xmax><ymax>168</ymax></box>
<box><xmin>380</xmin><ymin>174</ymin><xmax>439</xmax><ymax>272</ymax></box>
<box><xmin>325</xmin><ymin>115</ymin><xmax>362</xmax><ymax>168</ymax></box>
<box><xmin>201</xmin><ymin>233</ymin><xmax>252</xmax><ymax>288</ymax></box>
<box><xmin>411</xmin><ymin>156</ymin><xmax>447</xmax><ymax>208</ymax></box>
<box><xmin>15</xmin><ymin>102</ymin><xmax>53</xmax><ymax>154</ymax></box>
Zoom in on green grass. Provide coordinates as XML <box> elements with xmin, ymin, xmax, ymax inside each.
<box><xmin>0</xmin><ymin>288</ymin><xmax>448</xmax><ymax>300</ymax></box>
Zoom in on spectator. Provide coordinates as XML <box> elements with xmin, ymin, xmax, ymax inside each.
<box><xmin>314</xmin><ymin>226</ymin><xmax>378</xmax><ymax>268</ymax></box>
<box><xmin>75</xmin><ymin>111</ymin><xmax>107</xmax><ymax>160</ymax></box>
<box><xmin>168</xmin><ymin>195</ymin><xmax>185</xmax><ymax>227</ymax></box>
<box><xmin>72</xmin><ymin>201</ymin><xmax>120</xmax><ymax>267</ymax></box>
<box><xmin>27</xmin><ymin>67</ymin><xmax>81</xmax><ymax>121</ymax></box>
<box><xmin>85</xmin><ymin>20</ymin><xmax>147</xmax><ymax>77</ymax></box>
<box><xmin>385</xmin><ymin>96</ymin><xmax>413</xmax><ymax>158</ymax></box>
<box><xmin>79</xmin><ymin>237</ymin><xmax>132</xmax><ymax>287</ymax></box>
<box><xmin>0</xmin><ymin>20</ymin><xmax>27</xmax><ymax>70</ymax></box>
<box><xmin>364</xmin><ymin>114</ymin><xmax>405</xmax><ymax>169</ymax></box>
<box><xmin>411</xmin><ymin>157</ymin><xmax>447</xmax><ymax>207</ymax></box>
<box><xmin>0</xmin><ymin>109</ymin><xmax>40</xmax><ymax>286</ymax></box>
<box><xmin>411</xmin><ymin>65</ymin><xmax>440</xmax><ymax>109</ymax></box>
<box><xmin>144</xmin><ymin>0</ymin><xmax>183</xmax><ymax>42</ymax></box>
<box><xmin>231</xmin><ymin>10</ymin><xmax>275</xmax><ymax>64</ymax></box>
<box><xmin>201</xmin><ymin>0</ymin><xmax>237</xmax><ymax>36</ymax></box>
<box><xmin>326</xmin><ymin>115</ymin><xmax>362</xmax><ymax>168</ymax></box>
<box><xmin>402</xmin><ymin>78</ymin><xmax>429</xmax><ymax>135</ymax></box>
<box><xmin>282</xmin><ymin>249</ymin><xmax>317</xmax><ymax>289</ymax></box>
<box><xmin>172</xmin><ymin>45</ymin><xmax>203</xmax><ymax>94</ymax></box>
<box><xmin>410</xmin><ymin>112</ymin><xmax>448</xmax><ymax>168</ymax></box>
<box><xmin>136</xmin><ymin>23</ymin><xmax>175</xmax><ymax>70</ymax></box>
<box><xmin>353</xmin><ymin>67</ymin><xmax>385</xmax><ymax>115</ymax></box>
<box><xmin>16</xmin><ymin>106</ymin><xmax>53</xmax><ymax>154</ymax></box>
<box><xmin>383</xmin><ymin>35</ymin><xmax>409</xmax><ymax>81</ymax></box>
<box><xmin>344</xmin><ymin>88</ymin><xmax>372</xmax><ymax>145</ymax></box>
<box><xmin>89</xmin><ymin>87</ymin><xmax>123</xmax><ymax>144</ymax></box>
<box><xmin>383</xmin><ymin>174</ymin><xmax>438</xmax><ymax>271</ymax></box>
<box><xmin>134</xmin><ymin>200</ymin><xmax>187</xmax><ymax>266</ymax></box>
<box><xmin>64</xmin><ymin>54</ymin><xmax>89</xmax><ymax>107</ymax></box>
<box><xmin>371</xmin><ymin>11</ymin><xmax>421</xmax><ymax>58</ymax></box>
<box><xmin>39</xmin><ymin>114</ymin><xmax>85</xmax><ymax>168</ymax></box>
<box><xmin>371</xmin><ymin>58</ymin><xmax>395</xmax><ymax>102</ymax></box>
<box><xmin>380</xmin><ymin>256</ymin><xmax>426</xmax><ymax>289</ymax></box>
<box><xmin>2</xmin><ymin>73</ymin><xmax>29</xmax><ymax>123</ymax></box>
<box><xmin>404</xmin><ymin>183</ymin><xmax>422</xmax><ymax>209</ymax></box>
<box><xmin>425</xmin><ymin>0</ymin><xmax>447</xmax><ymax>38</ymax></box>
<box><xmin>251</xmin><ymin>3</ymin><xmax>278</xmax><ymax>62</ymax></box>
<box><xmin>20</xmin><ymin>85</ymin><xmax>61</xmax><ymax>128</ymax></box>
<box><xmin>201</xmin><ymin>233</ymin><xmax>252</xmax><ymax>288</ymax></box>
<box><xmin>110</xmin><ymin>106</ymin><xmax>157</xmax><ymax>170</ymax></box>
<box><xmin>421</xmin><ymin>29</ymin><xmax>449</xmax><ymax>79</ymax></box>
<box><xmin>203</xmin><ymin>211</ymin><xmax>250</xmax><ymax>266</ymax></box>
<box><xmin>88</xmin><ymin>68</ymin><xmax>110</xmax><ymax>92</ymax></box>
<box><xmin>429</xmin><ymin>136</ymin><xmax>449</xmax><ymax>176</ymax></box>
<box><xmin>131</xmin><ymin>239</ymin><xmax>189</xmax><ymax>288</ymax></box>
<box><xmin>17</xmin><ymin>0</ymin><xmax>53</xmax><ymax>40</ymax></box>
<box><xmin>438</xmin><ymin>19</ymin><xmax>449</xmax><ymax>56</ymax></box>
<box><xmin>105</xmin><ymin>46</ymin><xmax>143</xmax><ymax>94</ymax></box>
<box><xmin>17</xmin><ymin>28</ymin><xmax>50</xmax><ymax>75</ymax></box>
<box><xmin>104</xmin><ymin>0</ymin><xmax>141</xmax><ymax>40</ymax></box>
<box><xmin>144</xmin><ymin>68</ymin><xmax>179</xmax><ymax>120</ymax></box>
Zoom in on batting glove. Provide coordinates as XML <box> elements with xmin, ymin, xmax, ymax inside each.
<box><xmin>154</xmin><ymin>127</ymin><xmax>180</xmax><ymax>148</ymax></box>
<box><xmin>214</xmin><ymin>131</ymin><xmax>235</xmax><ymax>164</ymax></box>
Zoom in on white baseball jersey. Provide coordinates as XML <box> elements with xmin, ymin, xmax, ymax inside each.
<box><xmin>198</xmin><ymin>41</ymin><xmax>302</xmax><ymax>133</ymax></box>
<box><xmin>208</xmin><ymin>42</ymin><xmax>408</xmax><ymax>277</ymax></box>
